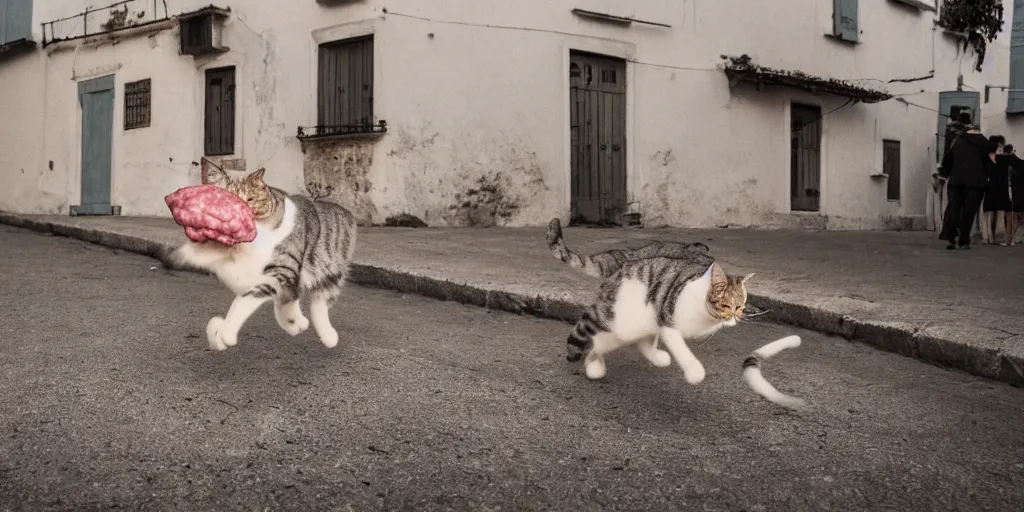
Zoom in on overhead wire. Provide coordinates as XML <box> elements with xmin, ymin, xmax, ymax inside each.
<box><xmin>382</xmin><ymin>8</ymin><xmax>1013</xmax><ymax>125</ymax></box>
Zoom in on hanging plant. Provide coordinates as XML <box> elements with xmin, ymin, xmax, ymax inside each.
<box><xmin>938</xmin><ymin>0</ymin><xmax>1005</xmax><ymax>72</ymax></box>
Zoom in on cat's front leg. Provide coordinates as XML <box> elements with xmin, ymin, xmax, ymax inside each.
<box><xmin>164</xmin><ymin>241</ymin><xmax>227</xmax><ymax>272</ymax></box>
<box><xmin>657</xmin><ymin>327</ymin><xmax>705</xmax><ymax>384</ymax></box>
<box><xmin>206</xmin><ymin>282</ymin><xmax>276</xmax><ymax>350</ymax></box>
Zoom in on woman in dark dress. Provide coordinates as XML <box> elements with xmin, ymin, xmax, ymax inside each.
<box><xmin>995</xmin><ymin>144</ymin><xmax>1024</xmax><ymax>245</ymax></box>
<box><xmin>984</xmin><ymin>138</ymin><xmax>1012</xmax><ymax>244</ymax></box>
<box><xmin>1007</xmin><ymin>144</ymin><xmax>1024</xmax><ymax>246</ymax></box>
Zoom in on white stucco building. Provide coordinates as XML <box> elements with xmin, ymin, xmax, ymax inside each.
<box><xmin>0</xmin><ymin>0</ymin><xmax>1022</xmax><ymax>229</ymax></box>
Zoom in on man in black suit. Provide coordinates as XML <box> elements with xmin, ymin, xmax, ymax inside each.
<box><xmin>939</xmin><ymin>114</ymin><xmax>1001</xmax><ymax>250</ymax></box>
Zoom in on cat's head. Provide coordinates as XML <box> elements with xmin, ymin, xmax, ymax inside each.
<box><xmin>200</xmin><ymin>157</ymin><xmax>277</xmax><ymax>220</ymax></box>
<box><xmin>705</xmin><ymin>263</ymin><xmax>755</xmax><ymax>326</ymax></box>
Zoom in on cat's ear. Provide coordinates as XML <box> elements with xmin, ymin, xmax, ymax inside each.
<box><xmin>245</xmin><ymin>168</ymin><xmax>268</xmax><ymax>187</ymax></box>
<box><xmin>709</xmin><ymin>262</ymin><xmax>727</xmax><ymax>285</ymax></box>
<box><xmin>738</xmin><ymin>272</ymin><xmax>756</xmax><ymax>285</ymax></box>
<box><xmin>200</xmin><ymin>157</ymin><xmax>228</xmax><ymax>186</ymax></box>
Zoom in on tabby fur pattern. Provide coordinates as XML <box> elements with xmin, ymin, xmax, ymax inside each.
<box><xmin>546</xmin><ymin>217</ymin><xmax>712</xmax><ymax>278</ymax></box>
<box><xmin>163</xmin><ymin>158</ymin><xmax>357</xmax><ymax>351</ymax></box>
<box><xmin>567</xmin><ymin>254</ymin><xmax>754</xmax><ymax>383</ymax></box>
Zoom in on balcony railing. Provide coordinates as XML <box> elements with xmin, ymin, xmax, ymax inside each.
<box><xmin>41</xmin><ymin>0</ymin><xmax>170</xmax><ymax>47</ymax></box>
<box><xmin>297</xmin><ymin>120</ymin><xmax>388</xmax><ymax>140</ymax></box>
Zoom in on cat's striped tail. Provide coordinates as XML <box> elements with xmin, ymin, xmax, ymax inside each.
<box><xmin>546</xmin><ymin>218</ymin><xmax>604</xmax><ymax>278</ymax></box>
<box><xmin>743</xmin><ymin>335</ymin><xmax>806</xmax><ymax>410</ymax></box>
<box><xmin>566</xmin><ymin>306</ymin><xmax>606</xmax><ymax>362</ymax></box>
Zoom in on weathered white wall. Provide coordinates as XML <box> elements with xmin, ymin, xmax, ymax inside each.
<box><xmin>0</xmin><ymin>50</ymin><xmax>50</xmax><ymax>213</ymax></box>
<box><xmin>0</xmin><ymin>0</ymin><xmax>1021</xmax><ymax>228</ymax></box>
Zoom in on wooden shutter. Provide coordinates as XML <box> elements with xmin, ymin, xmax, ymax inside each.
<box><xmin>1008</xmin><ymin>0</ymin><xmax>1024</xmax><ymax>113</ymax></box>
<box><xmin>833</xmin><ymin>0</ymin><xmax>858</xmax><ymax>42</ymax></box>
<box><xmin>317</xmin><ymin>36</ymin><xmax>374</xmax><ymax>128</ymax></box>
<box><xmin>883</xmin><ymin>140</ymin><xmax>901</xmax><ymax>201</ymax></box>
<box><xmin>204</xmin><ymin>67</ymin><xmax>236</xmax><ymax>156</ymax></box>
<box><xmin>2</xmin><ymin>0</ymin><xmax>33</xmax><ymax>44</ymax></box>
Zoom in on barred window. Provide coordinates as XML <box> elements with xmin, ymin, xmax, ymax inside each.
<box><xmin>124</xmin><ymin>79</ymin><xmax>151</xmax><ymax>130</ymax></box>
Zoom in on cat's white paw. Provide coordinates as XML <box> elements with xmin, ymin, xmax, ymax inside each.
<box><xmin>319</xmin><ymin>327</ymin><xmax>339</xmax><ymax>348</ymax></box>
<box><xmin>650</xmin><ymin>350</ymin><xmax>672</xmax><ymax>368</ymax></box>
<box><xmin>684</xmin><ymin>363</ymin><xmax>706</xmax><ymax>385</ymax></box>
<box><xmin>280</xmin><ymin>314</ymin><xmax>310</xmax><ymax>337</ymax></box>
<box><xmin>206</xmin><ymin>316</ymin><xmax>227</xmax><ymax>351</ymax></box>
<box><xmin>584</xmin><ymin>358</ymin><xmax>606</xmax><ymax>380</ymax></box>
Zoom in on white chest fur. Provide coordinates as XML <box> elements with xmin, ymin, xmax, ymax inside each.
<box><xmin>177</xmin><ymin>197</ymin><xmax>298</xmax><ymax>295</ymax></box>
<box><xmin>608</xmin><ymin>265</ymin><xmax>723</xmax><ymax>342</ymax></box>
<box><xmin>672</xmin><ymin>267</ymin><xmax>724</xmax><ymax>339</ymax></box>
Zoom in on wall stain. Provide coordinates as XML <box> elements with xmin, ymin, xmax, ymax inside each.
<box><xmin>444</xmin><ymin>173</ymin><xmax>521</xmax><ymax>227</ymax></box>
<box><xmin>302</xmin><ymin>137</ymin><xmax>379</xmax><ymax>226</ymax></box>
<box><xmin>652</xmin><ymin>149</ymin><xmax>676</xmax><ymax>167</ymax></box>
<box><xmin>387</xmin><ymin>123</ymin><xmax>549</xmax><ymax>227</ymax></box>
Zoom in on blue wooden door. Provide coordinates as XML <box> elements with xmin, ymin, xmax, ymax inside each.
<box><xmin>75</xmin><ymin>75</ymin><xmax>115</xmax><ymax>216</ymax></box>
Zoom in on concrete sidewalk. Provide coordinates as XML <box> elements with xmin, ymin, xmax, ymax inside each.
<box><xmin>3</xmin><ymin>212</ymin><xmax>1023</xmax><ymax>386</ymax></box>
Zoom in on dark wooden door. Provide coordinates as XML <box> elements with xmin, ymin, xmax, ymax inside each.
<box><xmin>570</xmin><ymin>51</ymin><xmax>626</xmax><ymax>225</ymax></box>
<box><xmin>204</xmin><ymin>66</ymin><xmax>236</xmax><ymax>156</ymax></box>
<box><xmin>790</xmin><ymin>104</ymin><xmax>822</xmax><ymax>212</ymax></box>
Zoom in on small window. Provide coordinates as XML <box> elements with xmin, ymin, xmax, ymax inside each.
<box><xmin>832</xmin><ymin>0</ymin><xmax>859</xmax><ymax>43</ymax></box>
<box><xmin>317</xmin><ymin>35</ymin><xmax>374</xmax><ymax>129</ymax></box>
<box><xmin>1</xmin><ymin>0</ymin><xmax>33</xmax><ymax>45</ymax></box>
<box><xmin>204</xmin><ymin>66</ymin><xmax>235</xmax><ymax>156</ymax></box>
<box><xmin>124</xmin><ymin>79</ymin><xmax>151</xmax><ymax>130</ymax></box>
<box><xmin>883</xmin><ymin>139</ymin><xmax>901</xmax><ymax>201</ymax></box>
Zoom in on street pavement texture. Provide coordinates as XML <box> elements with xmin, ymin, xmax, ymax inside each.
<box><xmin>2</xmin><ymin>214</ymin><xmax>1023</xmax><ymax>386</ymax></box>
<box><xmin>2</xmin><ymin>226</ymin><xmax>1024</xmax><ymax>511</ymax></box>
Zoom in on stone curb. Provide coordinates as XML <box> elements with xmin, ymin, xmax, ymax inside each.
<box><xmin>3</xmin><ymin>213</ymin><xmax>1021</xmax><ymax>387</ymax></box>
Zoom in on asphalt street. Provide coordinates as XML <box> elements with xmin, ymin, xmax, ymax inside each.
<box><xmin>2</xmin><ymin>225</ymin><xmax>1024</xmax><ymax>511</ymax></box>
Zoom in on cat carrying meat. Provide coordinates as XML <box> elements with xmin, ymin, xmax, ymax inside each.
<box><xmin>566</xmin><ymin>255</ymin><xmax>754</xmax><ymax>383</ymax></box>
<box><xmin>162</xmin><ymin>157</ymin><xmax>357</xmax><ymax>351</ymax></box>
<box><xmin>546</xmin><ymin>217</ymin><xmax>712</xmax><ymax>279</ymax></box>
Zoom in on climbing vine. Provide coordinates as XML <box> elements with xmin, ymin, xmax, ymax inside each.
<box><xmin>938</xmin><ymin>0</ymin><xmax>1004</xmax><ymax>72</ymax></box>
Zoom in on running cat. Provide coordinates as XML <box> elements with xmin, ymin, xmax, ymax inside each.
<box><xmin>162</xmin><ymin>158</ymin><xmax>357</xmax><ymax>351</ymax></box>
<box><xmin>566</xmin><ymin>255</ymin><xmax>753</xmax><ymax>383</ymax></box>
<box><xmin>546</xmin><ymin>217</ymin><xmax>712</xmax><ymax>278</ymax></box>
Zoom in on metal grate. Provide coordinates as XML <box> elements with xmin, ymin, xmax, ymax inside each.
<box><xmin>883</xmin><ymin>139</ymin><xmax>901</xmax><ymax>201</ymax></box>
<box><xmin>124</xmin><ymin>78</ymin><xmax>151</xmax><ymax>130</ymax></box>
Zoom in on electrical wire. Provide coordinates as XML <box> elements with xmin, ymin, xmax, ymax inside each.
<box><xmin>381</xmin><ymin>9</ymin><xmax>739</xmax><ymax>74</ymax></box>
<box><xmin>791</xmin><ymin>98</ymin><xmax>856</xmax><ymax>132</ymax></box>
<box><xmin>381</xmin><ymin>8</ymin><xmax>1014</xmax><ymax>114</ymax></box>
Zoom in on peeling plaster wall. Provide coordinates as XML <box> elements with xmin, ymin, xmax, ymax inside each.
<box><xmin>1</xmin><ymin>0</ymin><xmax>1021</xmax><ymax>229</ymax></box>
<box><xmin>301</xmin><ymin>137</ymin><xmax>377</xmax><ymax>226</ymax></box>
<box><xmin>0</xmin><ymin>51</ymin><xmax>52</xmax><ymax>214</ymax></box>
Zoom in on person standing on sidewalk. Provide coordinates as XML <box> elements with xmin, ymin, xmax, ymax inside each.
<box><xmin>983</xmin><ymin>136</ymin><xmax>1010</xmax><ymax>245</ymax></box>
<box><xmin>1008</xmin><ymin>144</ymin><xmax>1024</xmax><ymax>245</ymax></box>
<box><xmin>991</xmin><ymin>142</ymin><xmax>1024</xmax><ymax>246</ymax></box>
<box><xmin>939</xmin><ymin>124</ymin><xmax>1000</xmax><ymax>250</ymax></box>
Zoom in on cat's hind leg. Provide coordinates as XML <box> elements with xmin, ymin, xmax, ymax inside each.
<box><xmin>583</xmin><ymin>331</ymin><xmax>626</xmax><ymax>379</ymax></box>
<box><xmin>309</xmin><ymin>291</ymin><xmax>340</xmax><ymax>348</ymax></box>
<box><xmin>566</xmin><ymin>305</ymin><xmax>619</xmax><ymax>379</ymax></box>
<box><xmin>274</xmin><ymin>298</ymin><xmax>309</xmax><ymax>337</ymax></box>
<box><xmin>657</xmin><ymin>327</ymin><xmax>706</xmax><ymax>384</ymax></box>
<box><xmin>636</xmin><ymin>335</ymin><xmax>672</xmax><ymax>367</ymax></box>
<box><xmin>265</xmin><ymin>264</ymin><xmax>308</xmax><ymax>336</ymax></box>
